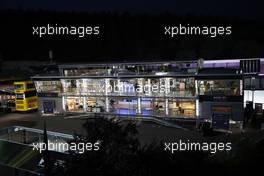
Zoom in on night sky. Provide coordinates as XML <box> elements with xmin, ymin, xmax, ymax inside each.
<box><xmin>0</xmin><ymin>0</ymin><xmax>263</xmax><ymax>61</ymax></box>
<box><xmin>0</xmin><ymin>0</ymin><xmax>262</xmax><ymax>20</ymax></box>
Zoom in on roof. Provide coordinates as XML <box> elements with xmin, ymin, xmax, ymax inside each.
<box><xmin>58</xmin><ymin>60</ymin><xmax>198</xmax><ymax>69</ymax></box>
<box><xmin>57</xmin><ymin>58</ymin><xmax>263</xmax><ymax>68</ymax></box>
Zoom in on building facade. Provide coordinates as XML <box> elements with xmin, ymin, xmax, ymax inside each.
<box><xmin>31</xmin><ymin>58</ymin><xmax>264</xmax><ymax>123</ymax></box>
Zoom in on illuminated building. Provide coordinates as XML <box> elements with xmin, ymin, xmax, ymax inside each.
<box><xmin>31</xmin><ymin>58</ymin><xmax>264</xmax><ymax>124</ymax></box>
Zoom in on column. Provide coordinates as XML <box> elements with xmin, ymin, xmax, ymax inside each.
<box><xmin>195</xmin><ymin>80</ymin><xmax>198</xmax><ymax>96</ymax></box>
<box><xmin>196</xmin><ymin>99</ymin><xmax>199</xmax><ymax>117</ymax></box>
<box><xmin>147</xmin><ymin>78</ymin><xmax>151</xmax><ymax>96</ymax></box>
<box><xmin>240</xmin><ymin>80</ymin><xmax>243</xmax><ymax>96</ymax></box>
<box><xmin>165</xmin><ymin>78</ymin><xmax>170</xmax><ymax>95</ymax></box>
<box><xmin>105</xmin><ymin>78</ymin><xmax>110</xmax><ymax>95</ymax></box>
<box><xmin>83</xmin><ymin>79</ymin><xmax>87</xmax><ymax>95</ymax></box>
<box><xmin>195</xmin><ymin>80</ymin><xmax>199</xmax><ymax>118</ymax></box>
<box><xmin>137</xmin><ymin>97</ymin><xmax>141</xmax><ymax>114</ymax></box>
<box><xmin>105</xmin><ymin>78</ymin><xmax>110</xmax><ymax>113</ymax></box>
<box><xmin>83</xmin><ymin>96</ymin><xmax>87</xmax><ymax>112</ymax></box>
<box><xmin>165</xmin><ymin>98</ymin><xmax>169</xmax><ymax>116</ymax></box>
<box><xmin>105</xmin><ymin>97</ymin><xmax>109</xmax><ymax>113</ymax></box>
<box><xmin>117</xmin><ymin>79</ymin><xmax>121</xmax><ymax>95</ymax></box>
<box><xmin>62</xmin><ymin>96</ymin><xmax>66</xmax><ymax>112</ymax></box>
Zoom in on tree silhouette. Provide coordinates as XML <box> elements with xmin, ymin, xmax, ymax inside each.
<box><xmin>61</xmin><ymin>114</ymin><xmax>264</xmax><ymax>176</ymax></box>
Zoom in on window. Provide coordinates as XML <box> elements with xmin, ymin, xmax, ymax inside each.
<box><xmin>168</xmin><ymin>99</ymin><xmax>196</xmax><ymax>118</ymax></box>
<box><xmin>244</xmin><ymin>78</ymin><xmax>251</xmax><ymax>89</ymax></box>
<box><xmin>66</xmin><ymin>97</ymin><xmax>84</xmax><ymax>112</ymax></box>
<box><xmin>261</xmin><ymin>78</ymin><xmax>264</xmax><ymax>89</ymax></box>
<box><xmin>25</xmin><ymin>90</ymin><xmax>37</xmax><ymax>98</ymax></box>
<box><xmin>26</xmin><ymin>83</ymin><xmax>35</xmax><ymax>89</ymax></box>
<box><xmin>35</xmin><ymin>81</ymin><xmax>62</xmax><ymax>93</ymax></box>
<box><xmin>16</xmin><ymin>94</ymin><xmax>24</xmax><ymax>100</ymax></box>
<box><xmin>254</xmin><ymin>78</ymin><xmax>260</xmax><ymax>89</ymax></box>
<box><xmin>15</xmin><ymin>84</ymin><xmax>24</xmax><ymax>90</ymax></box>
<box><xmin>198</xmin><ymin>80</ymin><xmax>240</xmax><ymax>96</ymax></box>
<box><xmin>244</xmin><ymin>77</ymin><xmax>264</xmax><ymax>90</ymax></box>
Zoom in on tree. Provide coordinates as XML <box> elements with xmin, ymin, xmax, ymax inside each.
<box><xmin>62</xmin><ymin>114</ymin><xmax>264</xmax><ymax>176</ymax></box>
<box><xmin>65</xmin><ymin>115</ymin><xmax>140</xmax><ymax>176</ymax></box>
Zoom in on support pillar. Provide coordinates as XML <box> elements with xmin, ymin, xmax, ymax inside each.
<box><xmin>105</xmin><ymin>78</ymin><xmax>110</xmax><ymax>112</ymax></box>
<box><xmin>137</xmin><ymin>97</ymin><xmax>141</xmax><ymax>114</ymax></box>
<box><xmin>165</xmin><ymin>98</ymin><xmax>169</xmax><ymax>116</ymax></box>
<box><xmin>83</xmin><ymin>96</ymin><xmax>87</xmax><ymax>112</ymax></box>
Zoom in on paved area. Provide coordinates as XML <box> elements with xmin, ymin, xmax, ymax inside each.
<box><xmin>0</xmin><ymin>112</ymin><xmax>200</xmax><ymax>144</ymax></box>
<box><xmin>0</xmin><ymin>112</ymin><xmax>38</xmax><ymax>129</ymax></box>
<box><xmin>0</xmin><ymin>112</ymin><xmax>263</xmax><ymax>145</ymax></box>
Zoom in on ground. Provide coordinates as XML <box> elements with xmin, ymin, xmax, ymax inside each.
<box><xmin>0</xmin><ymin>111</ymin><xmax>263</xmax><ymax>145</ymax></box>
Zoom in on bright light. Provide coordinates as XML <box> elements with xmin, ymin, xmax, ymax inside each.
<box><xmin>196</xmin><ymin>99</ymin><xmax>199</xmax><ymax>117</ymax></box>
<box><xmin>204</xmin><ymin>59</ymin><xmax>240</xmax><ymax>64</ymax></box>
<box><xmin>155</xmin><ymin>72</ymin><xmax>167</xmax><ymax>76</ymax></box>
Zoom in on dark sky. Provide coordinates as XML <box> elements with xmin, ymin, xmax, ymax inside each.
<box><xmin>1</xmin><ymin>0</ymin><xmax>263</xmax><ymax>61</ymax></box>
<box><xmin>0</xmin><ymin>0</ymin><xmax>262</xmax><ymax>20</ymax></box>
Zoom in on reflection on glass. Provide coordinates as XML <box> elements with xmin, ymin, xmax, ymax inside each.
<box><xmin>198</xmin><ymin>80</ymin><xmax>240</xmax><ymax>96</ymax></box>
<box><xmin>60</xmin><ymin>78</ymin><xmax>196</xmax><ymax>97</ymax></box>
<box><xmin>168</xmin><ymin>99</ymin><xmax>195</xmax><ymax>118</ymax></box>
<box><xmin>66</xmin><ymin>97</ymin><xmax>83</xmax><ymax>112</ymax></box>
<box><xmin>35</xmin><ymin>81</ymin><xmax>62</xmax><ymax>93</ymax></box>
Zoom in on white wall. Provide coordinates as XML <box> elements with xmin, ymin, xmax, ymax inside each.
<box><xmin>244</xmin><ymin>90</ymin><xmax>264</xmax><ymax>109</ymax></box>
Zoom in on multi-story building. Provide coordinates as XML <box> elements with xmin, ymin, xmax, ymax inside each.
<box><xmin>31</xmin><ymin>58</ymin><xmax>264</xmax><ymax>124</ymax></box>
<box><xmin>32</xmin><ymin>61</ymin><xmax>197</xmax><ymax>118</ymax></box>
<box><xmin>202</xmin><ymin>58</ymin><xmax>264</xmax><ymax>109</ymax></box>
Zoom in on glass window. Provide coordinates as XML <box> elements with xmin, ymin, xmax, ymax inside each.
<box><xmin>35</xmin><ymin>81</ymin><xmax>62</xmax><ymax>93</ymax></box>
<box><xmin>244</xmin><ymin>78</ymin><xmax>251</xmax><ymax>89</ymax></box>
<box><xmin>66</xmin><ymin>97</ymin><xmax>84</xmax><ymax>112</ymax></box>
<box><xmin>108</xmin><ymin>97</ymin><xmax>138</xmax><ymax>115</ymax></box>
<box><xmin>152</xmin><ymin>98</ymin><xmax>165</xmax><ymax>116</ymax></box>
<box><xmin>25</xmin><ymin>90</ymin><xmax>37</xmax><ymax>98</ymax></box>
<box><xmin>254</xmin><ymin>78</ymin><xmax>260</xmax><ymax>89</ymax></box>
<box><xmin>198</xmin><ymin>80</ymin><xmax>240</xmax><ymax>96</ymax></box>
<box><xmin>63</xmin><ymin>68</ymin><xmax>107</xmax><ymax>76</ymax></box>
<box><xmin>107</xmin><ymin>79</ymin><xmax>137</xmax><ymax>96</ymax></box>
<box><xmin>86</xmin><ymin>97</ymin><xmax>106</xmax><ymax>112</ymax></box>
<box><xmin>83</xmin><ymin>79</ymin><xmax>105</xmax><ymax>95</ymax></box>
<box><xmin>16</xmin><ymin>94</ymin><xmax>24</xmax><ymax>100</ymax></box>
<box><xmin>26</xmin><ymin>83</ymin><xmax>35</xmax><ymax>89</ymax></box>
<box><xmin>141</xmin><ymin>98</ymin><xmax>153</xmax><ymax>116</ymax></box>
<box><xmin>261</xmin><ymin>78</ymin><xmax>264</xmax><ymax>89</ymax></box>
<box><xmin>15</xmin><ymin>84</ymin><xmax>24</xmax><ymax>90</ymax></box>
<box><xmin>116</xmin><ymin>98</ymin><xmax>137</xmax><ymax>115</ymax></box>
<box><xmin>168</xmin><ymin>78</ymin><xmax>195</xmax><ymax>97</ymax></box>
<box><xmin>168</xmin><ymin>99</ymin><xmax>195</xmax><ymax>118</ymax></box>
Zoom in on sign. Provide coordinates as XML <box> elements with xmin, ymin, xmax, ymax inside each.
<box><xmin>212</xmin><ymin>113</ymin><xmax>230</xmax><ymax>130</ymax></box>
<box><xmin>43</xmin><ymin>101</ymin><xmax>54</xmax><ymax>114</ymax></box>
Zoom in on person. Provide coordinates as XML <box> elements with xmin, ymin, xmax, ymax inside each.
<box><xmin>205</xmin><ymin>82</ymin><xmax>211</xmax><ymax>94</ymax></box>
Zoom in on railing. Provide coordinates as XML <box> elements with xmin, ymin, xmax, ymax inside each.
<box><xmin>0</xmin><ymin>163</ymin><xmax>43</xmax><ymax>176</ymax></box>
<box><xmin>0</xmin><ymin>126</ymin><xmax>73</xmax><ymax>146</ymax></box>
<box><xmin>62</xmin><ymin>91</ymin><xmax>197</xmax><ymax>98</ymax></box>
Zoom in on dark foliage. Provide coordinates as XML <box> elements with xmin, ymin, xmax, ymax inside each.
<box><xmin>60</xmin><ymin>116</ymin><xmax>264</xmax><ymax>176</ymax></box>
<box><xmin>65</xmin><ymin>117</ymin><xmax>140</xmax><ymax>176</ymax></box>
